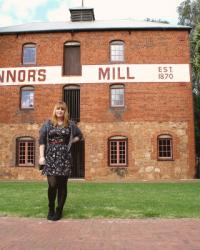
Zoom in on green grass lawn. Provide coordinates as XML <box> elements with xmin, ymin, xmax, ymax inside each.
<box><xmin>0</xmin><ymin>181</ymin><xmax>200</xmax><ymax>219</ymax></box>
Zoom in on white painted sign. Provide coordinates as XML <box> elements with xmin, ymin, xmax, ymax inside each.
<box><xmin>0</xmin><ymin>64</ymin><xmax>190</xmax><ymax>86</ymax></box>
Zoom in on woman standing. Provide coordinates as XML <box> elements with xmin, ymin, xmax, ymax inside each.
<box><xmin>39</xmin><ymin>101</ymin><xmax>82</xmax><ymax>221</ymax></box>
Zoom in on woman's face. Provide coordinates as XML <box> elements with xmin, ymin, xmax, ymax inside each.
<box><xmin>55</xmin><ymin>106</ymin><xmax>65</xmax><ymax>119</ymax></box>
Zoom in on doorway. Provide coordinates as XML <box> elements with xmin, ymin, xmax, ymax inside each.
<box><xmin>64</xmin><ymin>86</ymin><xmax>85</xmax><ymax>178</ymax></box>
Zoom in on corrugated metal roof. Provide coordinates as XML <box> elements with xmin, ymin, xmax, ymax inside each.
<box><xmin>0</xmin><ymin>19</ymin><xmax>190</xmax><ymax>34</ymax></box>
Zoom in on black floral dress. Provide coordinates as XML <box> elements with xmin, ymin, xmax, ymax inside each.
<box><xmin>39</xmin><ymin>120</ymin><xmax>82</xmax><ymax>177</ymax></box>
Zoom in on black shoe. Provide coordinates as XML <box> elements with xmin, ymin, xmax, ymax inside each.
<box><xmin>52</xmin><ymin>208</ymin><xmax>62</xmax><ymax>221</ymax></box>
<box><xmin>47</xmin><ymin>209</ymin><xmax>55</xmax><ymax>220</ymax></box>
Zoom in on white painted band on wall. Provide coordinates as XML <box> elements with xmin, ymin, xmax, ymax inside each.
<box><xmin>0</xmin><ymin>64</ymin><xmax>190</xmax><ymax>85</ymax></box>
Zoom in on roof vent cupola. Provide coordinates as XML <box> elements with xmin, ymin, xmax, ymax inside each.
<box><xmin>69</xmin><ymin>6</ymin><xmax>95</xmax><ymax>22</ymax></box>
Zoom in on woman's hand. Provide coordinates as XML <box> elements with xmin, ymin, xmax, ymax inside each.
<box><xmin>39</xmin><ymin>145</ymin><xmax>46</xmax><ymax>165</ymax></box>
<box><xmin>39</xmin><ymin>156</ymin><xmax>46</xmax><ymax>165</ymax></box>
<box><xmin>72</xmin><ymin>136</ymin><xmax>80</xmax><ymax>144</ymax></box>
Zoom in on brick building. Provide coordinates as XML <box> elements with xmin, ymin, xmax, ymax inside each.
<box><xmin>0</xmin><ymin>7</ymin><xmax>196</xmax><ymax>180</ymax></box>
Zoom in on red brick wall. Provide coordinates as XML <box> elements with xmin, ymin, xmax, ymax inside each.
<box><xmin>0</xmin><ymin>82</ymin><xmax>194</xmax><ymax>124</ymax></box>
<box><xmin>0</xmin><ymin>30</ymin><xmax>190</xmax><ymax>66</ymax></box>
<box><xmin>0</xmin><ymin>30</ymin><xmax>192</xmax><ymax>123</ymax></box>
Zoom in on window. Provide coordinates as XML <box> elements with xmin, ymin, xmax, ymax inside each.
<box><xmin>23</xmin><ymin>43</ymin><xmax>36</xmax><ymax>65</ymax></box>
<box><xmin>110</xmin><ymin>40</ymin><xmax>124</xmax><ymax>62</ymax></box>
<box><xmin>110</xmin><ymin>84</ymin><xmax>124</xmax><ymax>107</ymax></box>
<box><xmin>158</xmin><ymin>135</ymin><xmax>173</xmax><ymax>160</ymax></box>
<box><xmin>63</xmin><ymin>85</ymin><xmax>80</xmax><ymax>122</ymax></box>
<box><xmin>109</xmin><ymin>136</ymin><xmax>127</xmax><ymax>166</ymax></box>
<box><xmin>63</xmin><ymin>42</ymin><xmax>81</xmax><ymax>75</ymax></box>
<box><xmin>16</xmin><ymin>137</ymin><xmax>35</xmax><ymax>166</ymax></box>
<box><xmin>21</xmin><ymin>86</ymin><xmax>34</xmax><ymax>109</ymax></box>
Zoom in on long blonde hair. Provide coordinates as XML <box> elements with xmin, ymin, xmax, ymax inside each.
<box><xmin>51</xmin><ymin>101</ymin><xmax>69</xmax><ymax>127</ymax></box>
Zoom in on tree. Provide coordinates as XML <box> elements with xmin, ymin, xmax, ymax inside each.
<box><xmin>178</xmin><ymin>0</ymin><xmax>200</xmax><ymax>27</ymax></box>
<box><xmin>178</xmin><ymin>0</ymin><xmax>193</xmax><ymax>25</ymax></box>
<box><xmin>192</xmin><ymin>24</ymin><xmax>200</xmax><ymax>154</ymax></box>
<box><xmin>192</xmin><ymin>24</ymin><xmax>200</xmax><ymax>89</ymax></box>
<box><xmin>177</xmin><ymin>0</ymin><xmax>200</xmax><ymax>82</ymax></box>
<box><xmin>177</xmin><ymin>0</ymin><xmax>200</xmax><ymax>154</ymax></box>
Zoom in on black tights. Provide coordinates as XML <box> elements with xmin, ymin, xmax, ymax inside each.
<box><xmin>47</xmin><ymin>175</ymin><xmax>68</xmax><ymax>211</ymax></box>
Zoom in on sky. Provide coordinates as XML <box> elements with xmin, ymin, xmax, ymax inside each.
<box><xmin>0</xmin><ymin>0</ymin><xmax>184</xmax><ymax>28</ymax></box>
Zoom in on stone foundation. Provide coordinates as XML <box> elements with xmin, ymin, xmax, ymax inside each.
<box><xmin>0</xmin><ymin>121</ymin><xmax>195</xmax><ymax>181</ymax></box>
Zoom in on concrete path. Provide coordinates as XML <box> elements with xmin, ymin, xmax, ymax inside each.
<box><xmin>0</xmin><ymin>217</ymin><xmax>200</xmax><ymax>250</ymax></box>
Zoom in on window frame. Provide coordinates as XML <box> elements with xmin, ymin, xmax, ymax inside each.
<box><xmin>20</xmin><ymin>86</ymin><xmax>35</xmax><ymax>110</ymax></box>
<box><xmin>22</xmin><ymin>43</ymin><xmax>36</xmax><ymax>65</ymax></box>
<box><xmin>63</xmin><ymin>41</ymin><xmax>81</xmax><ymax>76</ymax></box>
<box><xmin>16</xmin><ymin>137</ymin><xmax>35</xmax><ymax>167</ymax></box>
<box><xmin>157</xmin><ymin>134</ymin><xmax>173</xmax><ymax>161</ymax></box>
<box><xmin>110</xmin><ymin>84</ymin><xmax>125</xmax><ymax>108</ymax></box>
<box><xmin>110</xmin><ymin>40</ymin><xmax>125</xmax><ymax>63</ymax></box>
<box><xmin>108</xmin><ymin>136</ymin><xmax>128</xmax><ymax>167</ymax></box>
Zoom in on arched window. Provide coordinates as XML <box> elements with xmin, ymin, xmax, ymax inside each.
<box><xmin>157</xmin><ymin>135</ymin><xmax>173</xmax><ymax>160</ymax></box>
<box><xmin>20</xmin><ymin>86</ymin><xmax>34</xmax><ymax>109</ymax></box>
<box><xmin>16</xmin><ymin>137</ymin><xmax>35</xmax><ymax>166</ymax></box>
<box><xmin>110</xmin><ymin>84</ymin><xmax>125</xmax><ymax>107</ymax></box>
<box><xmin>108</xmin><ymin>136</ymin><xmax>128</xmax><ymax>166</ymax></box>
<box><xmin>22</xmin><ymin>43</ymin><xmax>36</xmax><ymax>65</ymax></box>
<box><xmin>63</xmin><ymin>41</ymin><xmax>81</xmax><ymax>75</ymax></box>
<box><xmin>110</xmin><ymin>40</ymin><xmax>124</xmax><ymax>62</ymax></box>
